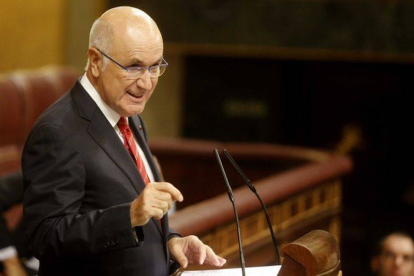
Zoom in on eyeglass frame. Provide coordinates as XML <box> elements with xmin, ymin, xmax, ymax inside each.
<box><xmin>96</xmin><ymin>49</ymin><xmax>168</xmax><ymax>78</ymax></box>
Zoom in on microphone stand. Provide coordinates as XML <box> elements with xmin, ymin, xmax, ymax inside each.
<box><xmin>214</xmin><ymin>149</ymin><xmax>246</xmax><ymax>276</ymax></box>
<box><xmin>223</xmin><ymin>149</ymin><xmax>282</xmax><ymax>266</ymax></box>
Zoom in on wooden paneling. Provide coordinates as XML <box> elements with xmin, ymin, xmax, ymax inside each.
<box><xmin>154</xmin><ymin>139</ymin><xmax>352</xmax><ymax>267</ymax></box>
<box><xmin>0</xmin><ymin>0</ymin><xmax>66</xmax><ymax>72</ymax></box>
<box><xmin>200</xmin><ymin>181</ymin><xmax>342</xmax><ymax>267</ymax></box>
<box><xmin>111</xmin><ymin>1</ymin><xmax>414</xmax><ymax>55</ymax></box>
<box><xmin>65</xmin><ymin>0</ymin><xmax>108</xmax><ymax>71</ymax></box>
<box><xmin>165</xmin><ymin>42</ymin><xmax>414</xmax><ymax>64</ymax></box>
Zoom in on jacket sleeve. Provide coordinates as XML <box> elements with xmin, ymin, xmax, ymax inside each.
<box><xmin>22</xmin><ymin>125</ymin><xmax>140</xmax><ymax>259</ymax></box>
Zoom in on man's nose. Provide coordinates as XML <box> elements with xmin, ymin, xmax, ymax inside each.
<box><xmin>394</xmin><ymin>255</ymin><xmax>404</xmax><ymax>267</ymax></box>
<box><xmin>136</xmin><ymin>71</ymin><xmax>153</xmax><ymax>91</ymax></box>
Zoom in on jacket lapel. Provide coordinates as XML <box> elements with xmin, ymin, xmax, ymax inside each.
<box><xmin>129</xmin><ymin>116</ymin><xmax>161</xmax><ymax>181</ymax></box>
<box><xmin>129</xmin><ymin>116</ymin><xmax>171</xmax><ymax>267</ymax></box>
<box><xmin>71</xmin><ymin>82</ymin><xmax>146</xmax><ymax>195</ymax></box>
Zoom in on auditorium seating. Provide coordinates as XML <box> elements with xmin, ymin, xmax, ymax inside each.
<box><xmin>0</xmin><ymin>66</ymin><xmax>80</xmax><ymax>150</ymax></box>
<box><xmin>0</xmin><ymin>66</ymin><xmax>80</xmax><ymax>229</ymax></box>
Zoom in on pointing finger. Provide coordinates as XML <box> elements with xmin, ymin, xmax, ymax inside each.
<box><xmin>155</xmin><ymin>182</ymin><xmax>184</xmax><ymax>202</ymax></box>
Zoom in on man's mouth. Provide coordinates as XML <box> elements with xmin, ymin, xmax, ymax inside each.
<box><xmin>127</xmin><ymin>92</ymin><xmax>144</xmax><ymax>99</ymax></box>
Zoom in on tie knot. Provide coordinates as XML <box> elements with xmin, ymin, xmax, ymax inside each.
<box><xmin>117</xmin><ymin>117</ymin><xmax>129</xmax><ymax>133</ymax></box>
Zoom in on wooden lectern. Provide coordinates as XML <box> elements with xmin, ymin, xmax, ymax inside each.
<box><xmin>278</xmin><ymin>230</ymin><xmax>341</xmax><ymax>276</ymax></box>
<box><xmin>176</xmin><ymin>230</ymin><xmax>341</xmax><ymax>275</ymax></box>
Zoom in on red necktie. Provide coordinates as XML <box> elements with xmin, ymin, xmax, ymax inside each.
<box><xmin>117</xmin><ymin>117</ymin><xmax>150</xmax><ymax>185</ymax></box>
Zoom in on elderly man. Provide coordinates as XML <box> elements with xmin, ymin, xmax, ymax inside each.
<box><xmin>22</xmin><ymin>7</ymin><xmax>225</xmax><ymax>276</ymax></box>
<box><xmin>371</xmin><ymin>232</ymin><xmax>414</xmax><ymax>276</ymax></box>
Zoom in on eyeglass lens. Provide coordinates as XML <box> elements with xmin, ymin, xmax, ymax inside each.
<box><xmin>125</xmin><ymin>64</ymin><xmax>167</xmax><ymax>79</ymax></box>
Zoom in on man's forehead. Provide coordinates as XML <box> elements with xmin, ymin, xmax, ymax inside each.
<box><xmin>114</xmin><ymin>43</ymin><xmax>163</xmax><ymax>66</ymax></box>
<box><xmin>110</xmin><ymin>25</ymin><xmax>163</xmax><ymax>57</ymax></box>
<box><xmin>383</xmin><ymin>235</ymin><xmax>414</xmax><ymax>254</ymax></box>
<box><xmin>106</xmin><ymin>8</ymin><xmax>160</xmax><ymax>38</ymax></box>
<box><xmin>111</xmin><ymin>20</ymin><xmax>162</xmax><ymax>46</ymax></box>
<box><xmin>124</xmin><ymin>26</ymin><xmax>163</xmax><ymax>44</ymax></box>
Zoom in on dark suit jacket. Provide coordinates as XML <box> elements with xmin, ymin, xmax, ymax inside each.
<box><xmin>22</xmin><ymin>81</ymin><xmax>179</xmax><ymax>276</ymax></box>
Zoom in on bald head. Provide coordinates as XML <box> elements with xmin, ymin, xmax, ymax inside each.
<box><xmin>85</xmin><ymin>6</ymin><xmax>164</xmax><ymax>117</ymax></box>
<box><xmin>87</xmin><ymin>7</ymin><xmax>162</xmax><ymax>69</ymax></box>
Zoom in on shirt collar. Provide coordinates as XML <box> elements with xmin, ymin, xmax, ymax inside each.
<box><xmin>80</xmin><ymin>74</ymin><xmax>121</xmax><ymax>127</ymax></box>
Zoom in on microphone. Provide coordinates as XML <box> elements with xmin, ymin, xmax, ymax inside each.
<box><xmin>213</xmin><ymin>149</ymin><xmax>246</xmax><ymax>276</ymax></box>
<box><xmin>223</xmin><ymin>149</ymin><xmax>282</xmax><ymax>266</ymax></box>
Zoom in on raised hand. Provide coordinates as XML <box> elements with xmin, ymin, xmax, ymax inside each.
<box><xmin>130</xmin><ymin>182</ymin><xmax>183</xmax><ymax>226</ymax></box>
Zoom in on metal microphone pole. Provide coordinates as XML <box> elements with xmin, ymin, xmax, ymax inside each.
<box><xmin>214</xmin><ymin>149</ymin><xmax>246</xmax><ymax>276</ymax></box>
<box><xmin>223</xmin><ymin>149</ymin><xmax>282</xmax><ymax>266</ymax></box>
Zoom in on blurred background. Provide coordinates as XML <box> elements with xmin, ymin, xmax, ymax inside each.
<box><xmin>2</xmin><ymin>0</ymin><xmax>414</xmax><ymax>275</ymax></box>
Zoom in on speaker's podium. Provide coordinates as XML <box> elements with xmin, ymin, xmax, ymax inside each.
<box><xmin>278</xmin><ymin>230</ymin><xmax>341</xmax><ymax>276</ymax></box>
<box><xmin>175</xmin><ymin>230</ymin><xmax>341</xmax><ymax>276</ymax></box>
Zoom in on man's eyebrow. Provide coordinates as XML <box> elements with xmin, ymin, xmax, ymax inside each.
<box><xmin>129</xmin><ymin>58</ymin><xmax>144</xmax><ymax>65</ymax></box>
<box><xmin>129</xmin><ymin>57</ymin><xmax>163</xmax><ymax>66</ymax></box>
<box><xmin>150</xmin><ymin>57</ymin><xmax>163</xmax><ymax>65</ymax></box>
<box><xmin>155</xmin><ymin>57</ymin><xmax>163</xmax><ymax>64</ymax></box>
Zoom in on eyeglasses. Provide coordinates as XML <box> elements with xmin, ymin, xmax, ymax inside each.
<box><xmin>98</xmin><ymin>49</ymin><xmax>168</xmax><ymax>79</ymax></box>
<box><xmin>382</xmin><ymin>251</ymin><xmax>414</xmax><ymax>264</ymax></box>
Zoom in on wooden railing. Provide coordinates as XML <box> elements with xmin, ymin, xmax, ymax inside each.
<box><xmin>150</xmin><ymin>139</ymin><xmax>352</xmax><ymax>267</ymax></box>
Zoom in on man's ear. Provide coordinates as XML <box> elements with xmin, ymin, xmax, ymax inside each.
<box><xmin>87</xmin><ymin>48</ymin><xmax>102</xmax><ymax>78</ymax></box>
<box><xmin>371</xmin><ymin>256</ymin><xmax>379</xmax><ymax>274</ymax></box>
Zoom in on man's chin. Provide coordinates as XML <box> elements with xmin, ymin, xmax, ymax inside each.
<box><xmin>120</xmin><ymin>107</ymin><xmax>145</xmax><ymax>117</ymax></box>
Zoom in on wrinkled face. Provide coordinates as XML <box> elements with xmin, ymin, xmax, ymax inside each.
<box><xmin>376</xmin><ymin>235</ymin><xmax>414</xmax><ymax>276</ymax></box>
<box><xmin>94</xmin><ymin>27</ymin><xmax>163</xmax><ymax>117</ymax></box>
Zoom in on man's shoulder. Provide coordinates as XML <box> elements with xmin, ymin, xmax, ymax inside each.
<box><xmin>29</xmin><ymin>83</ymin><xmax>91</xmax><ymax>135</ymax></box>
<box><xmin>34</xmin><ymin>93</ymin><xmax>75</xmax><ymax>129</ymax></box>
